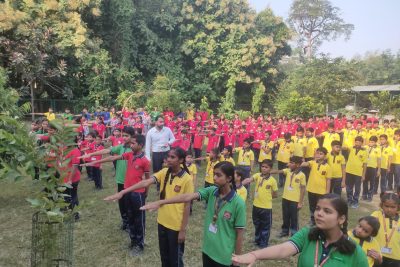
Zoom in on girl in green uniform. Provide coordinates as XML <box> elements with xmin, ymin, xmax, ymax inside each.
<box><xmin>232</xmin><ymin>194</ymin><xmax>368</xmax><ymax>267</ymax></box>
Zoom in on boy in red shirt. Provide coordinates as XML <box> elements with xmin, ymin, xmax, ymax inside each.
<box><xmin>206</xmin><ymin>128</ymin><xmax>220</xmax><ymax>153</ymax></box>
<box><xmin>90</xmin><ymin>135</ymin><xmax>104</xmax><ymax>189</ymax></box>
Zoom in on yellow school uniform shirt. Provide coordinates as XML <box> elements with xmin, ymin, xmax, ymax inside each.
<box><xmin>342</xmin><ymin>128</ymin><xmax>356</xmax><ymax>148</ymax></box>
<box><xmin>380</xmin><ymin>145</ymin><xmax>393</xmax><ymax>170</ymax></box>
<box><xmin>365</xmin><ymin>128</ymin><xmax>378</xmax><ymax>141</ymax></box>
<box><xmin>235</xmin><ymin>147</ymin><xmax>254</xmax><ymax>166</ymax></box>
<box><xmin>205</xmin><ymin>157</ymin><xmax>219</xmax><ymax>184</ymax></box>
<box><xmin>391</xmin><ymin>141</ymin><xmax>400</xmax><ymax>164</ymax></box>
<box><xmin>366</xmin><ymin>146</ymin><xmax>381</xmax><ymax>168</ymax></box>
<box><xmin>282</xmin><ymin>169</ymin><xmax>306</xmax><ymax>202</ymax></box>
<box><xmin>236</xmin><ymin>185</ymin><xmax>248</xmax><ymax>202</ymax></box>
<box><xmin>321</xmin><ymin>131</ymin><xmax>340</xmax><ymax>152</ymax></box>
<box><xmin>44</xmin><ymin>112</ymin><xmax>56</xmax><ymax>121</ymax></box>
<box><xmin>277</xmin><ymin>139</ymin><xmax>294</xmax><ymax>163</ymax></box>
<box><xmin>305</xmin><ymin>137</ymin><xmax>319</xmax><ymax>158</ymax></box>
<box><xmin>186</xmin><ymin>163</ymin><xmax>197</xmax><ymax>176</ymax></box>
<box><xmin>258</xmin><ymin>140</ymin><xmax>274</xmax><ymax>162</ymax></box>
<box><xmin>153</xmin><ymin>168</ymin><xmax>194</xmax><ymax>231</ymax></box>
<box><xmin>220</xmin><ymin>156</ymin><xmax>236</xmax><ymax>166</ymax></box>
<box><xmin>346</xmin><ymin>147</ymin><xmax>368</xmax><ymax>176</ymax></box>
<box><xmin>327</xmin><ymin>153</ymin><xmax>346</xmax><ymax>178</ymax></box>
<box><xmin>378</xmin><ymin>127</ymin><xmax>394</xmax><ymax>140</ymax></box>
<box><xmin>354</xmin><ymin>129</ymin><xmax>367</xmax><ymax>141</ymax></box>
<box><xmin>252</xmin><ymin>173</ymin><xmax>278</xmax><ymax>209</ymax></box>
<box><xmin>348</xmin><ymin>230</ymin><xmax>382</xmax><ymax>267</ymax></box>
<box><xmin>371</xmin><ymin>210</ymin><xmax>400</xmax><ymax>260</ymax></box>
<box><xmin>306</xmin><ymin>160</ymin><xmax>332</xmax><ymax>195</ymax></box>
<box><xmin>292</xmin><ymin>136</ymin><xmax>307</xmax><ymax>157</ymax></box>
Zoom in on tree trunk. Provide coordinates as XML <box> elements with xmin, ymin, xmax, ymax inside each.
<box><xmin>31</xmin><ymin>81</ymin><xmax>35</xmax><ymax>121</ymax></box>
<box><xmin>307</xmin><ymin>37</ymin><xmax>312</xmax><ymax>60</ymax></box>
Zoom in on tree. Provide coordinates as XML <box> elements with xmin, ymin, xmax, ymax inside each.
<box><xmin>274</xmin><ymin>91</ymin><xmax>324</xmax><ymax>118</ymax></box>
<box><xmin>369</xmin><ymin>91</ymin><xmax>400</xmax><ymax>118</ymax></box>
<box><xmin>278</xmin><ymin>57</ymin><xmax>360</xmax><ymax>111</ymax></box>
<box><xmin>288</xmin><ymin>0</ymin><xmax>354</xmax><ymax>59</ymax></box>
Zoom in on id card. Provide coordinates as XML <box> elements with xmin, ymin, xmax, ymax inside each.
<box><xmin>91</xmin><ymin>157</ymin><xmax>97</xmax><ymax>161</ymax></box>
<box><xmin>287</xmin><ymin>186</ymin><xmax>294</xmax><ymax>191</ymax></box>
<box><xmin>381</xmin><ymin>247</ymin><xmax>392</xmax><ymax>254</ymax></box>
<box><xmin>208</xmin><ymin>223</ymin><xmax>217</xmax><ymax>234</ymax></box>
<box><xmin>254</xmin><ymin>192</ymin><xmax>259</xmax><ymax>198</ymax></box>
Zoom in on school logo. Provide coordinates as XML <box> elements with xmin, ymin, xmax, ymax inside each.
<box><xmin>321</xmin><ymin>171</ymin><xmax>326</xmax><ymax>175</ymax></box>
<box><xmin>337</xmin><ymin>160</ymin><xmax>341</xmax><ymax>164</ymax></box>
<box><xmin>266</xmin><ymin>185</ymin><xmax>271</xmax><ymax>189</ymax></box>
<box><xmin>174</xmin><ymin>185</ymin><xmax>181</xmax><ymax>193</ymax></box>
<box><xmin>295</xmin><ymin>178</ymin><xmax>300</xmax><ymax>183</ymax></box>
<box><xmin>223</xmin><ymin>211</ymin><xmax>232</xmax><ymax>220</ymax></box>
<box><xmin>134</xmin><ymin>165</ymin><xmax>139</xmax><ymax>169</ymax></box>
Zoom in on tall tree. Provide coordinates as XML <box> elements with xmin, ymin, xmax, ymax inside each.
<box><xmin>288</xmin><ymin>0</ymin><xmax>354</xmax><ymax>59</ymax></box>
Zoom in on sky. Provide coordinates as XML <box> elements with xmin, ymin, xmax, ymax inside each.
<box><xmin>248</xmin><ymin>0</ymin><xmax>400</xmax><ymax>59</ymax></box>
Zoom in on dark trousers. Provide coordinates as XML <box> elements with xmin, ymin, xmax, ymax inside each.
<box><xmin>393</xmin><ymin>163</ymin><xmax>400</xmax><ymax>189</ymax></box>
<box><xmin>202</xmin><ymin>253</ymin><xmax>230</xmax><ymax>267</ymax></box>
<box><xmin>308</xmin><ymin>192</ymin><xmax>323</xmax><ymax>224</ymax></box>
<box><xmin>92</xmin><ymin>167</ymin><xmax>102</xmax><ymax>189</ymax></box>
<box><xmin>65</xmin><ymin>182</ymin><xmax>79</xmax><ymax>210</ymax></box>
<box><xmin>86</xmin><ymin>166</ymin><xmax>93</xmax><ymax>179</ymax></box>
<box><xmin>158</xmin><ymin>223</ymin><xmax>184</xmax><ymax>267</ymax></box>
<box><xmin>387</xmin><ymin>165</ymin><xmax>394</xmax><ymax>190</ymax></box>
<box><xmin>252</xmin><ymin>206</ymin><xmax>272</xmax><ymax>247</ymax></box>
<box><xmin>238</xmin><ymin>165</ymin><xmax>251</xmax><ymax>192</ymax></box>
<box><xmin>152</xmin><ymin>151</ymin><xmax>169</xmax><ymax>173</ymax></box>
<box><xmin>277</xmin><ymin>161</ymin><xmax>287</xmax><ymax>187</ymax></box>
<box><xmin>127</xmin><ymin>192</ymin><xmax>146</xmax><ymax>249</ymax></box>
<box><xmin>346</xmin><ymin>173</ymin><xmax>362</xmax><ymax>205</ymax></box>
<box><xmin>194</xmin><ymin>148</ymin><xmax>202</xmax><ymax>166</ymax></box>
<box><xmin>363</xmin><ymin>167</ymin><xmax>376</xmax><ymax>200</ymax></box>
<box><xmin>302</xmin><ymin>157</ymin><xmax>313</xmax><ymax>183</ymax></box>
<box><xmin>252</xmin><ymin>148</ymin><xmax>260</xmax><ymax>162</ymax></box>
<box><xmin>281</xmin><ymin>198</ymin><xmax>299</xmax><ymax>236</ymax></box>
<box><xmin>382</xmin><ymin>256</ymin><xmax>400</xmax><ymax>267</ymax></box>
<box><xmin>117</xmin><ymin>183</ymin><xmax>128</xmax><ymax>226</ymax></box>
<box><xmin>380</xmin><ymin>169</ymin><xmax>388</xmax><ymax>193</ymax></box>
<box><xmin>330</xmin><ymin>178</ymin><xmax>342</xmax><ymax>196</ymax></box>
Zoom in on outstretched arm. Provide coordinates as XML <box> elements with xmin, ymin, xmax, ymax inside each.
<box><xmin>140</xmin><ymin>192</ymin><xmax>200</xmax><ymax>211</ymax></box>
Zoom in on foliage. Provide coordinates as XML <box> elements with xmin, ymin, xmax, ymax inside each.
<box><xmin>274</xmin><ymin>91</ymin><xmax>324</xmax><ymax>118</ymax></box>
<box><xmin>236</xmin><ymin>110</ymin><xmax>252</xmax><ymax>120</ymax></box>
<box><xmin>368</xmin><ymin>91</ymin><xmax>400</xmax><ymax>118</ymax></box>
<box><xmin>252</xmin><ymin>83</ymin><xmax>266</xmax><ymax>114</ymax></box>
<box><xmin>278</xmin><ymin>57</ymin><xmax>360</xmax><ymax>111</ymax></box>
<box><xmin>145</xmin><ymin>75</ymin><xmax>184</xmax><ymax>112</ymax></box>
<box><xmin>288</xmin><ymin>0</ymin><xmax>354</xmax><ymax>58</ymax></box>
<box><xmin>116</xmin><ymin>81</ymin><xmax>148</xmax><ymax>109</ymax></box>
<box><xmin>0</xmin><ymin>67</ymin><xmax>37</xmax><ymax>181</ymax></box>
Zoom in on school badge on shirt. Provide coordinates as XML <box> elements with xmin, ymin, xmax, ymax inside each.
<box><xmin>174</xmin><ymin>185</ymin><xmax>181</xmax><ymax>192</ymax></box>
<box><xmin>223</xmin><ymin>211</ymin><xmax>231</xmax><ymax>220</ymax></box>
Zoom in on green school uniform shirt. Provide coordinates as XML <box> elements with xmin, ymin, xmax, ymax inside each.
<box><xmin>110</xmin><ymin>145</ymin><xmax>132</xmax><ymax>184</ymax></box>
<box><xmin>198</xmin><ymin>186</ymin><xmax>246</xmax><ymax>266</ymax></box>
<box><xmin>289</xmin><ymin>227</ymin><xmax>368</xmax><ymax>267</ymax></box>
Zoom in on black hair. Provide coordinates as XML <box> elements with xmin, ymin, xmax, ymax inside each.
<box><xmin>260</xmin><ymin>159</ymin><xmax>273</xmax><ymax>168</ymax></box>
<box><xmin>354</xmin><ymin>136</ymin><xmax>364</xmax><ymax>143</ymax></box>
<box><xmin>316</xmin><ymin>147</ymin><xmax>328</xmax><ymax>155</ymax></box>
<box><xmin>159</xmin><ymin>148</ymin><xmax>190</xmax><ymax>200</ymax></box>
<box><xmin>234</xmin><ymin>167</ymin><xmax>245</xmax><ymax>181</ymax></box>
<box><xmin>306</xmin><ymin>127</ymin><xmax>314</xmax><ymax>133</ymax></box>
<box><xmin>284</xmin><ymin>132</ymin><xmax>292</xmax><ymax>140</ymax></box>
<box><xmin>380</xmin><ymin>134</ymin><xmax>388</xmax><ymax>140</ymax></box>
<box><xmin>395</xmin><ymin>129</ymin><xmax>400</xmax><ymax>135</ymax></box>
<box><xmin>87</xmin><ymin>131</ymin><xmax>97</xmax><ymax>138</ymax></box>
<box><xmin>369</xmin><ymin>136</ymin><xmax>378</xmax><ymax>142</ymax></box>
<box><xmin>133</xmin><ymin>134</ymin><xmax>146</xmax><ymax>147</ymax></box>
<box><xmin>210</xmin><ymin>148</ymin><xmax>220</xmax><ymax>159</ymax></box>
<box><xmin>358</xmin><ymin>216</ymin><xmax>380</xmax><ymax>237</ymax></box>
<box><xmin>331</xmin><ymin>140</ymin><xmax>341</xmax><ymax>147</ymax></box>
<box><xmin>155</xmin><ymin>115</ymin><xmax>164</xmax><ymax>122</ymax></box>
<box><xmin>296</xmin><ymin>127</ymin><xmax>304</xmax><ymax>133</ymax></box>
<box><xmin>265</xmin><ymin>130</ymin><xmax>272</xmax><ymax>136</ymax></box>
<box><xmin>289</xmin><ymin>156</ymin><xmax>303</xmax><ymax>165</ymax></box>
<box><xmin>243</xmin><ymin>138</ymin><xmax>252</xmax><ymax>145</ymax></box>
<box><xmin>308</xmin><ymin>194</ymin><xmax>356</xmax><ymax>254</ymax></box>
<box><xmin>383</xmin><ymin>119</ymin><xmax>389</xmax><ymax>124</ymax></box>
<box><xmin>380</xmin><ymin>192</ymin><xmax>399</xmax><ymax>205</ymax></box>
<box><xmin>328</xmin><ymin>122</ymin><xmax>335</xmax><ymax>129</ymax></box>
<box><xmin>123</xmin><ymin>126</ymin><xmax>135</xmax><ymax>137</ymax></box>
<box><xmin>214</xmin><ymin>161</ymin><xmax>236</xmax><ymax>191</ymax></box>
<box><xmin>223</xmin><ymin>146</ymin><xmax>233</xmax><ymax>157</ymax></box>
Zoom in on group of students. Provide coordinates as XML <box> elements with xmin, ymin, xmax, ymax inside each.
<box><xmin>30</xmin><ymin>107</ymin><xmax>400</xmax><ymax>267</ymax></box>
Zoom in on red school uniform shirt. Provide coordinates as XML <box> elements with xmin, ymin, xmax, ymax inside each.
<box><xmin>252</xmin><ymin>131</ymin><xmax>265</xmax><ymax>149</ymax></box>
<box><xmin>206</xmin><ymin>133</ymin><xmax>220</xmax><ymax>153</ymax></box>
<box><xmin>188</xmin><ymin>120</ymin><xmax>198</xmax><ymax>131</ymax></box>
<box><xmin>63</xmin><ymin>148</ymin><xmax>82</xmax><ymax>183</ymax></box>
<box><xmin>224</xmin><ymin>133</ymin><xmax>236</xmax><ymax>148</ymax></box>
<box><xmin>89</xmin><ymin>143</ymin><xmax>104</xmax><ymax>167</ymax></box>
<box><xmin>193</xmin><ymin>132</ymin><xmax>205</xmax><ymax>149</ymax></box>
<box><xmin>109</xmin><ymin>136</ymin><xmax>124</xmax><ymax>147</ymax></box>
<box><xmin>121</xmin><ymin>152</ymin><xmax>150</xmax><ymax>192</ymax></box>
<box><xmin>179</xmin><ymin>137</ymin><xmax>191</xmax><ymax>151</ymax></box>
<box><xmin>81</xmin><ymin>140</ymin><xmax>94</xmax><ymax>162</ymax></box>
<box><xmin>92</xmin><ymin>123</ymin><xmax>106</xmax><ymax>138</ymax></box>
<box><xmin>236</xmin><ymin>131</ymin><xmax>250</xmax><ymax>147</ymax></box>
<box><xmin>233</xmin><ymin>119</ymin><xmax>242</xmax><ymax>130</ymax></box>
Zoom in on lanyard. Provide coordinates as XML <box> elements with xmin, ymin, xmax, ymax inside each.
<box><xmin>256</xmin><ymin>175</ymin><xmax>270</xmax><ymax>192</ymax></box>
<box><xmin>289</xmin><ymin>172</ymin><xmax>295</xmax><ymax>187</ymax></box>
<box><xmin>314</xmin><ymin>240</ymin><xmax>336</xmax><ymax>267</ymax></box>
<box><xmin>213</xmin><ymin>196</ymin><xmax>228</xmax><ymax>224</ymax></box>
<box><xmin>382</xmin><ymin>211</ymin><xmax>398</xmax><ymax>247</ymax></box>
<box><xmin>368</xmin><ymin>147</ymin><xmax>374</xmax><ymax>157</ymax></box>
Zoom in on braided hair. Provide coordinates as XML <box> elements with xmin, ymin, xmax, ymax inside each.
<box><xmin>159</xmin><ymin>148</ymin><xmax>190</xmax><ymax>200</ymax></box>
<box><xmin>214</xmin><ymin>161</ymin><xmax>236</xmax><ymax>191</ymax></box>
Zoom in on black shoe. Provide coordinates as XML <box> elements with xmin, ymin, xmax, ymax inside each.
<box><xmin>74</xmin><ymin>212</ymin><xmax>80</xmax><ymax>221</ymax></box>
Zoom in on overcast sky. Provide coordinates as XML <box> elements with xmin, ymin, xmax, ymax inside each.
<box><xmin>248</xmin><ymin>0</ymin><xmax>400</xmax><ymax>59</ymax></box>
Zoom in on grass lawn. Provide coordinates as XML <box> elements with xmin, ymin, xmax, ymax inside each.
<box><xmin>0</xmin><ymin>159</ymin><xmax>379</xmax><ymax>267</ymax></box>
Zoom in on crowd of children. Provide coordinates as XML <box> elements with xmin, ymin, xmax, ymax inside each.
<box><xmin>30</xmin><ymin>107</ymin><xmax>400</xmax><ymax>267</ymax></box>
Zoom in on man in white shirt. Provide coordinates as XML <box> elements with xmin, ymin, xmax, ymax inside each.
<box><xmin>145</xmin><ymin>115</ymin><xmax>175</xmax><ymax>174</ymax></box>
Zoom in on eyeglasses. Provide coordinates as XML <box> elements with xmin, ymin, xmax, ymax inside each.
<box><xmin>122</xmin><ymin>134</ymin><xmax>130</xmax><ymax>137</ymax></box>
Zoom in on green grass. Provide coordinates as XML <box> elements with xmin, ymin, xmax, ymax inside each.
<box><xmin>0</xmin><ymin>160</ymin><xmax>378</xmax><ymax>267</ymax></box>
